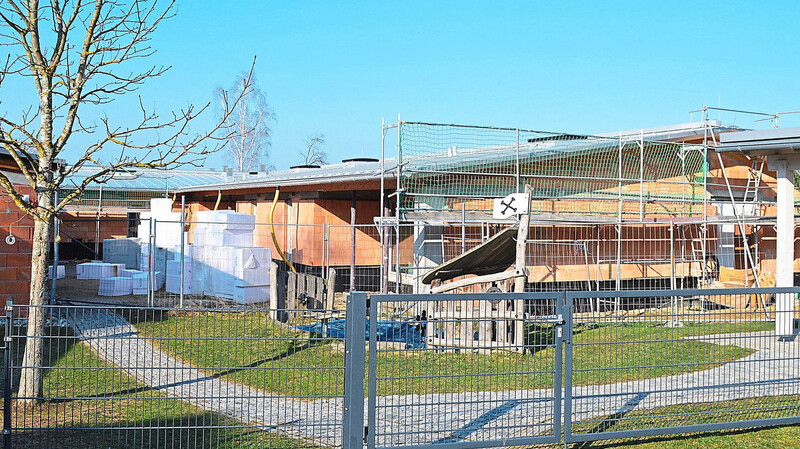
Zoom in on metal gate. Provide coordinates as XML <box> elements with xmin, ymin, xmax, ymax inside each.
<box><xmin>365</xmin><ymin>292</ymin><xmax>565</xmax><ymax>449</ymax></box>
<box><xmin>563</xmin><ymin>287</ymin><xmax>800</xmax><ymax>444</ymax></box>
<box><xmin>3</xmin><ymin>288</ymin><xmax>800</xmax><ymax>448</ymax></box>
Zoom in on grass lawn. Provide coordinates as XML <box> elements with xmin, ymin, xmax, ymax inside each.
<box><xmin>5</xmin><ymin>325</ymin><xmax>322</xmax><ymax>449</ymax></box>
<box><xmin>134</xmin><ymin>311</ymin><xmax>772</xmax><ymax>397</ymax></box>
<box><xmin>565</xmin><ymin>394</ymin><xmax>800</xmax><ymax>449</ymax></box>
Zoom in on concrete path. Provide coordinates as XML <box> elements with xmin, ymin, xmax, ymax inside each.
<box><xmin>67</xmin><ymin>308</ymin><xmax>800</xmax><ymax>447</ymax></box>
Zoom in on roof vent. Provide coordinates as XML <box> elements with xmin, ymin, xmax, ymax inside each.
<box><xmin>342</xmin><ymin>157</ymin><xmax>379</xmax><ymax>163</ymax></box>
<box><xmin>290</xmin><ymin>164</ymin><xmax>321</xmax><ymax>169</ymax></box>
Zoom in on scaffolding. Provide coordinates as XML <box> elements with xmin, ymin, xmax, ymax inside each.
<box><xmin>379</xmin><ymin>115</ymin><xmax>787</xmax><ymax>304</ymax></box>
<box><xmin>396</xmin><ymin>122</ymin><xmax>707</xmax><ymax>219</ymax></box>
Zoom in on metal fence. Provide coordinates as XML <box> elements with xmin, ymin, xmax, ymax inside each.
<box><xmin>7</xmin><ymin>288</ymin><xmax>800</xmax><ymax>448</ymax></box>
<box><xmin>4</xmin><ymin>301</ymin><xmax>348</xmax><ymax>449</ymax></box>
<box><xmin>45</xmin><ymin>214</ymin><xmax>787</xmax><ymax>311</ymax></box>
<box><xmin>563</xmin><ymin>287</ymin><xmax>800</xmax><ymax>443</ymax></box>
<box><xmin>367</xmin><ymin>291</ymin><xmax>564</xmax><ymax>448</ymax></box>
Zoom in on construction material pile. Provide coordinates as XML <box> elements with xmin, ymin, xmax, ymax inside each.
<box><xmin>189</xmin><ymin>210</ymin><xmax>271</xmax><ymax>304</ymax></box>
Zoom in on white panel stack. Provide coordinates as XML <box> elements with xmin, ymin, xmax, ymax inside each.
<box><xmin>77</xmin><ymin>262</ymin><xmax>117</xmax><ymax>280</ymax></box>
<box><xmin>195</xmin><ymin>246</ymin><xmax>271</xmax><ymax>302</ymax></box>
<box><xmin>198</xmin><ymin>246</ymin><xmax>236</xmax><ymax>298</ymax></box>
<box><xmin>48</xmin><ymin>265</ymin><xmax>65</xmax><ymax>280</ymax></box>
<box><xmin>194</xmin><ymin>228</ymin><xmax>253</xmax><ymax>247</ymax></box>
<box><xmin>98</xmin><ymin>277</ymin><xmax>133</xmax><ymax>296</ymax></box>
<box><xmin>111</xmin><ymin>263</ymin><xmax>126</xmax><ymax>276</ymax></box>
<box><xmin>232</xmin><ymin>247</ymin><xmax>271</xmax><ymax>304</ymax></box>
<box><xmin>132</xmin><ymin>271</ymin><xmax>164</xmax><ymax>295</ymax></box>
<box><xmin>166</xmin><ymin>259</ymin><xmax>193</xmax><ymax>294</ymax></box>
<box><xmin>185</xmin><ymin>210</ymin><xmax>270</xmax><ymax>303</ymax></box>
<box><xmin>120</xmin><ymin>269</ymin><xmax>142</xmax><ymax>278</ymax></box>
<box><xmin>196</xmin><ymin>210</ymin><xmax>256</xmax><ymax>231</ymax></box>
<box><xmin>136</xmin><ymin>199</ymin><xmax>184</xmax><ymax>248</ymax></box>
<box><xmin>132</xmin><ymin>273</ymin><xmax>148</xmax><ymax>295</ymax></box>
<box><xmin>102</xmin><ymin>238</ymin><xmax>141</xmax><ymax>269</ymax></box>
<box><xmin>194</xmin><ymin>210</ymin><xmax>255</xmax><ymax>248</ymax></box>
<box><xmin>140</xmin><ymin>245</ymin><xmax>168</xmax><ymax>278</ymax></box>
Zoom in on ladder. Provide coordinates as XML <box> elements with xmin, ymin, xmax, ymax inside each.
<box><xmin>742</xmin><ymin>156</ymin><xmax>765</xmax><ymax>216</ymax></box>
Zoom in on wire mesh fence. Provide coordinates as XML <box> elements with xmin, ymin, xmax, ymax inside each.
<box><xmin>564</xmin><ymin>287</ymin><xmax>800</xmax><ymax>443</ymax></box>
<box><xmin>47</xmin><ymin>214</ymin><xmax>786</xmax><ymax>310</ymax></box>
<box><xmin>396</xmin><ymin>122</ymin><xmax>708</xmax><ymax>218</ymax></box>
<box><xmin>367</xmin><ymin>292</ymin><xmax>564</xmax><ymax>448</ymax></box>
<box><xmin>3</xmin><ymin>288</ymin><xmax>800</xmax><ymax>448</ymax></box>
<box><xmin>5</xmin><ymin>302</ymin><xmax>346</xmax><ymax>449</ymax></box>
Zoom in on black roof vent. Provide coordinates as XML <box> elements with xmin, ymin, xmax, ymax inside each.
<box><xmin>527</xmin><ymin>133</ymin><xmax>589</xmax><ymax>143</ymax></box>
<box><xmin>290</xmin><ymin>164</ymin><xmax>321</xmax><ymax>169</ymax></box>
<box><xmin>342</xmin><ymin>157</ymin><xmax>379</xmax><ymax>163</ymax></box>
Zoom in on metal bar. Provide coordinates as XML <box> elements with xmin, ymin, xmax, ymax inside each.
<box><xmin>350</xmin><ymin>192</ymin><xmax>357</xmax><ymax>292</ymax></box>
<box><xmin>461</xmin><ymin>203</ymin><xmax>466</xmax><ymax>254</ymax></box>
<box><xmin>95</xmin><ymin>183</ymin><xmax>102</xmax><ymax>257</ymax></box>
<box><xmin>150</xmin><ymin>218</ymin><xmax>156</xmax><ymax>307</ymax></box>
<box><xmin>367</xmin><ymin>292</ymin><xmax>378</xmax><ymax>449</ymax></box>
<box><xmin>179</xmin><ymin>195</ymin><xmax>185</xmax><ymax>308</ymax></box>
<box><xmin>396</xmin><ymin>115</ymin><xmax>401</xmax><ymax>294</ymax></box>
<box><xmin>639</xmin><ymin>130</ymin><xmax>644</xmax><ymax>220</ymax></box>
<box><xmin>563</xmin><ymin>291</ymin><xmax>574</xmax><ymax>441</ymax></box>
<box><xmin>553</xmin><ymin>292</ymin><xmax>565</xmax><ymax>440</ymax></box>
<box><xmin>50</xmin><ymin>189</ymin><xmax>59</xmax><ymax>305</ymax></box>
<box><xmin>565</xmin><ymin>417</ymin><xmax>800</xmax><ymax>444</ymax></box>
<box><xmin>343</xmin><ymin>292</ymin><xmax>367</xmax><ymax>449</ymax></box>
<box><xmin>3</xmin><ymin>298</ymin><xmax>12</xmax><ymax>449</ymax></box>
<box><xmin>515</xmin><ymin>127</ymin><xmax>521</xmax><ymax>192</ymax></box>
<box><xmin>380</xmin><ymin>118</ymin><xmax>386</xmax><ymax>293</ymax></box>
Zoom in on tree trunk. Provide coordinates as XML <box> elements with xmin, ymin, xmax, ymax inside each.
<box><xmin>17</xmin><ymin>195</ymin><xmax>54</xmax><ymax>405</ymax></box>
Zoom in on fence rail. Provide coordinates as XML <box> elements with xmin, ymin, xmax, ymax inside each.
<box><xmin>2</xmin><ymin>287</ymin><xmax>800</xmax><ymax>448</ymax></box>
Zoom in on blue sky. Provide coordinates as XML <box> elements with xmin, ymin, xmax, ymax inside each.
<box><xmin>5</xmin><ymin>1</ymin><xmax>800</xmax><ymax>170</ymax></box>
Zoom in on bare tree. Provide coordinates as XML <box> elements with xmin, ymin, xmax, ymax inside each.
<box><xmin>217</xmin><ymin>73</ymin><xmax>274</xmax><ymax>171</ymax></box>
<box><xmin>299</xmin><ymin>132</ymin><xmax>327</xmax><ymax>166</ymax></box>
<box><xmin>0</xmin><ymin>0</ymin><xmax>248</xmax><ymax>404</ymax></box>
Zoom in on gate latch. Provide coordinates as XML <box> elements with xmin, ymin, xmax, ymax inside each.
<box><xmin>551</xmin><ymin>314</ymin><xmax>566</xmax><ymax>339</ymax></box>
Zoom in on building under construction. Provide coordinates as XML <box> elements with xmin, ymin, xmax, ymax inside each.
<box><xmin>18</xmin><ymin>107</ymin><xmax>800</xmax><ymax>310</ymax></box>
<box><xmin>379</xmin><ymin>111</ymin><xmax>793</xmax><ymax>302</ymax></box>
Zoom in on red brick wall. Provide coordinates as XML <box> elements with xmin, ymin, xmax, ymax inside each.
<box><xmin>0</xmin><ymin>185</ymin><xmax>35</xmax><ymax>303</ymax></box>
<box><xmin>58</xmin><ymin>211</ymin><xmax>130</xmax><ymax>243</ymax></box>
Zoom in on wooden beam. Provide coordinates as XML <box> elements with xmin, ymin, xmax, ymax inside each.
<box><xmin>431</xmin><ymin>268</ymin><xmax>527</xmax><ymax>294</ymax></box>
<box><xmin>514</xmin><ymin>185</ymin><xmax>533</xmax><ymax>294</ymax></box>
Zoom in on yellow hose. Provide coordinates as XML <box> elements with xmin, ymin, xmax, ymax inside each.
<box><xmin>270</xmin><ymin>187</ymin><xmax>296</xmax><ymax>273</ymax></box>
<box><xmin>213</xmin><ymin>190</ymin><xmax>221</xmax><ymax>210</ymax></box>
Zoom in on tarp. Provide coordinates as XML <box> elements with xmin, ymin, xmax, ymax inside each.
<box><xmin>421</xmin><ymin>225</ymin><xmax>518</xmax><ymax>285</ymax></box>
<box><xmin>295</xmin><ymin>319</ymin><xmax>426</xmax><ymax>349</ymax></box>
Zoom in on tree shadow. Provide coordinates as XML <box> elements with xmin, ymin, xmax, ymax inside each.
<box><xmin>10</xmin><ymin>410</ymin><xmax>326</xmax><ymax>449</ymax></box>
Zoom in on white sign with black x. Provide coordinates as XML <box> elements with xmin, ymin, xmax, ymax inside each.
<box><xmin>492</xmin><ymin>193</ymin><xmax>530</xmax><ymax>219</ymax></box>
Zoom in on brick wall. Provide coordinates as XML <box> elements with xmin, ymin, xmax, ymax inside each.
<box><xmin>0</xmin><ymin>185</ymin><xmax>35</xmax><ymax>303</ymax></box>
<box><xmin>59</xmin><ymin>211</ymin><xmax>131</xmax><ymax>243</ymax></box>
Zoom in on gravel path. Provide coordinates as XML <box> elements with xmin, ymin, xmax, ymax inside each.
<box><xmin>67</xmin><ymin>308</ymin><xmax>800</xmax><ymax>447</ymax></box>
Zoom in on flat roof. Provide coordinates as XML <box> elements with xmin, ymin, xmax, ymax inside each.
<box><xmin>175</xmin><ymin>159</ymin><xmax>397</xmax><ymax>194</ymax></box>
<box><xmin>62</xmin><ymin>165</ymin><xmax>252</xmax><ymax>192</ymax></box>
<box><xmin>717</xmin><ymin>127</ymin><xmax>800</xmax><ymax>156</ymax></box>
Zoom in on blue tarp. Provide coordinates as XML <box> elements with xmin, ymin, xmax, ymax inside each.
<box><xmin>295</xmin><ymin>319</ymin><xmax>426</xmax><ymax>349</ymax></box>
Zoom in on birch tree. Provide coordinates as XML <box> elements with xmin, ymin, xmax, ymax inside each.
<box><xmin>217</xmin><ymin>72</ymin><xmax>274</xmax><ymax>171</ymax></box>
<box><xmin>0</xmin><ymin>0</ymin><xmax>248</xmax><ymax>404</ymax></box>
<box><xmin>299</xmin><ymin>132</ymin><xmax>327</xmax><ymax>165</ymax></box>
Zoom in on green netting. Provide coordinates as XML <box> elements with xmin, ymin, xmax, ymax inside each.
<box><xmin>398</xmin><ymin>122</ymin><xmax>706</xmax><ymax>218</ymax></box>
<box><xmin>59</xmin><ymin>188</ymin><xmax>165</xmax><ymax>210</ymax></box>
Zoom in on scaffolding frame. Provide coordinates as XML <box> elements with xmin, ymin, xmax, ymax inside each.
<box><xmin>378</xmin><ymin>115</ymin><xmax>787</xmax><ymax>303</ymax></box>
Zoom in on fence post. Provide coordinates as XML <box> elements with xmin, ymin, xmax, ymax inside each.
<box><xmin>3</xmin><ymin>297</ymin><xmax>13</xmax><ymax>449</ymax></box>
<box><xmin>343</xmin><ymin>292</ymin><xmax>366</xmax><ymax>449</ymax></box>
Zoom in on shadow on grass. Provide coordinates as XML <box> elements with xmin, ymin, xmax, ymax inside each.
<box><xmin>49</xmin><ymin>330</ymin><xmax>328</xmax><ymax>403</ymax></box>
<box><xmin>572</xmin><ymin>424</ymin><xmax>800</xmax><ymax>449</ymax></box>
<box><xmin>10</xmin><ymin>411</ymin><xmax>323</xmax><ymax>449</ymax></box>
